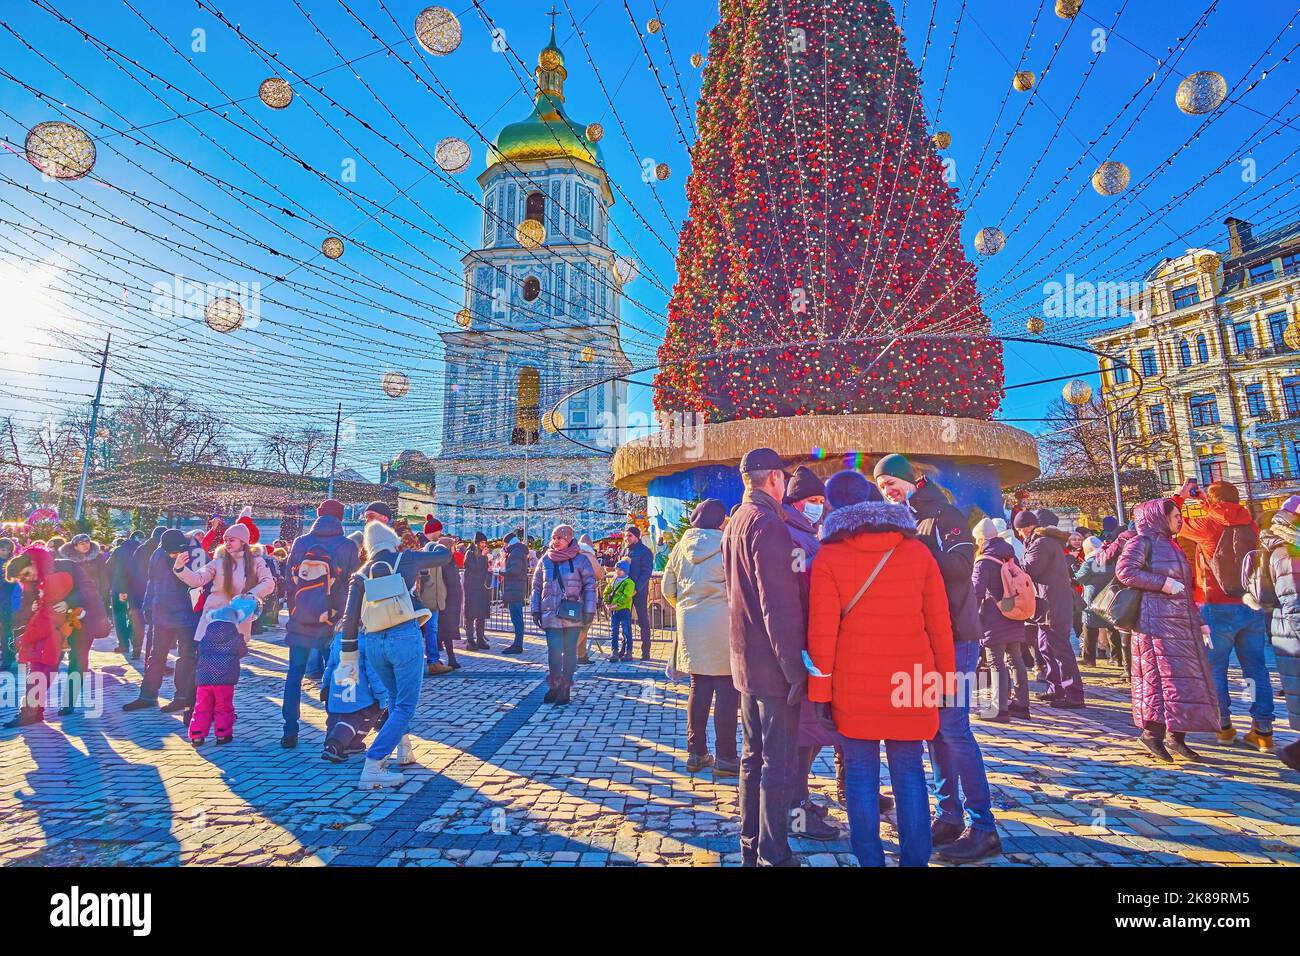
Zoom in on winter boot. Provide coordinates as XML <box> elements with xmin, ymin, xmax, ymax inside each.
<box><xmin>790</xmin><ymin>801</ymin><xmax>840</xmax><ymax>841</ymax></box>
<box><xmin>1139</xmin><ymin>730</ymin><xmax>1174</xmax><ymax>762</ymax></box>
<box><xmin>1166</xmin><ymin>732</ymin><xmax>1206</xmax><ymax>762</ymax></box>
<box><xmin>931</xmin><ymin>819</ymin><xmax>964</xmax><ymax>847</ymax></box>
<box><xmin>686</xmin><ymin>752</ymin><xmax>715</xmax><ymax>774</ymax></box>
<box><xmin>937</xmin><ymin>828</ymin><xmax>1003</xmax><ymax>864</ymax></box>
<box><xmin>1216</xmin><ymin>722</ymin><xmax>1237</xmax><ymax>744</ymax></box>
<box><xmin>1243</xmin><ymin>721</ymin><xmax>1274</xmax><ymax>753</ymax></box>
<box><xmin>396</xmin><ymin>734</ymin><xmax>416</xmax><ymax>766</ymax></box>
<box><xmin>543</xmin><ymin>675</ymin><xmax>560</xmax><ymax>704</ymax></box>
<box><xmin>123</xmin><ymin>697</ymin><xmax>158</xmax><ymax>712</ymax></box>
<box><xmin>358</xmin><ymin>758</ymin><xmax>404</xmax><ymax>789</ymax></box>
<box><xmin>556</xmin><ymin>677</ymin><xmax>572</xmax><ymax>706</ymax></box>
<box><xmin>1280</xmin><ymin>739</ymin><xmax>1300</xmax><ymax>773</ymax></box>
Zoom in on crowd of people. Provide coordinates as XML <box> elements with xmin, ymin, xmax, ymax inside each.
<box><xmin>2</xmin><ymin>453</ymin><xmax>1299</xmax><ymax>865</ymax></box>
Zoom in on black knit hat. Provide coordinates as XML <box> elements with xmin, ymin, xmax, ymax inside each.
<box><xmin>783</xmin><ymin>466</ymin><xmax>825</xmax><ymax>504</ymax></box>
<box><xmin>474</xmin><ymin>531</ymin><xmax>488</xmax><ymax>544</ymax></box>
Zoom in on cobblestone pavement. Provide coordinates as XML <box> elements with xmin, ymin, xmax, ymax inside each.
<box><xmin>1</xmin><ymin>621</ymin><xmax>1297</xmax><ymax>867</ymax></box>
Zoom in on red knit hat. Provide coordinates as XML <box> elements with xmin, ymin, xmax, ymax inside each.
<box><xmin>318</xmin><ymin>499</ymin><xmax>345</xmax><ymax>520</ymax></box>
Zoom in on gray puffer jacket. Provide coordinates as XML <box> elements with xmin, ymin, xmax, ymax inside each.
<box><xmin>530</xmin><ymin>551</ymin><xmax>598</xmax><ymax>630</ymax></box>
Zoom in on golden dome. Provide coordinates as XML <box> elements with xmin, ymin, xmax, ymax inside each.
<box><xmin>487</xmin><ymin>23</ymin><xmax>604</xmax><ymax>171</ymax></box>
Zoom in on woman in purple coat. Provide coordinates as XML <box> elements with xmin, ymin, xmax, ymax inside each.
<box><xmin>1115</xmin><ymin>498</ymin><xmax>1219</xmax><ymax>763</ymax></box>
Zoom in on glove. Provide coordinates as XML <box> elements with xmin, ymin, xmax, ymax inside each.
<box><xmin>335</xmin><ymin>649</ymin><xmax>360</xmax><ymax>686</ymax></box>
<box><xmin>532</xmin><ymin>612</ymin><xmax>544</xmax><ymax>630</ymax></box>
<box><xmin>786</xmin><ymin>673</ymin><xmax>807</xmax><ymax>707</ymax></box>
<box><xmin>1161</xmin><ymin>577</ymin><xmax>1185</xmax><ymax>596</ymax></box>
<box><xmin>814</xmin><ymin>701</ymin><xmax>836</xmax><ymax>731</ymax></box>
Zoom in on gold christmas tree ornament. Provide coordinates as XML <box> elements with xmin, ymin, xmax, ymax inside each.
<box><xmin>690</xmin><ymin>52</ymin><xmax>704</xmax><ymax>69</ymax></box>
<box><xmin>415</xmin><ymin>6</ymin><xmax>462</xmax><ymax>56</ymax></box>
<box><xmin>204</xmin><ymin>296</ymin><xmax>245</xmax><ymax>334</ymax></box>
<box><xmin>434</xmin><ymin>136</ymin><xmax>471</xmax><ymax>173</ymax></box>
<box><xmin>931</xmin><ymin>130</ymin><xmax>952</xmax><ymax>150</ymax></box>
<box><xmin>1176</xmin><ymin>71</ymin><xmax>1228</xmax><ymax>115</ymax></box>
<box><xmin>1013</xmin><ymin>70</ymin><xmax>1036</xmax><ymax>92</ymax></box>
<box><xmin>516</xmin><ymin>218</ymin><xmax>546</xmax><ymax>249</ymax></box>
<box><xmin>381</xmin><ymin>371</ymin><xmax>411</xmax><ymax>398</ymax></box>
<box><xmin>974</xmin><ymin>227</ymin><xmax>1005</xmax><ymax>256</ymax></box>
<box><xmin>258</xmin><ymin>77</ymin><xmax>293</xmax><ymax>109</ymax></box>
<box><xmin>646</xmin><ymin>18</ymin><xmax>662</xmax><ymax>35</ymax></box>
<box><xmin>1091</xmin><ymin>160</ymin><xmax>1130</xmax><ymax>196</ymax></box>
<box><xmin>584</xmin><ymin>123</ymin><xmax>604</xmax><ymax>143</ymax></box>
<box><xmin>542</xmin><ymin>409</ymin><xmax>565</xmax><ymax>433</ymax></box>
<box><xmin>1054</xmin><ymin>0</ymin><xmax>1083</xmax><ymax>18</ymax></box>
<box><xmin>1026</xmin><ymin>317</ymin><xmax>1045</xmax><ymax>334</ymax></box>
<box><xmin>1063</xmin><ymin>380</ymin><xmax>1093</xmax><ymax>406</ymax></box>
<box><xmin>321</xmin><ymin>237</ymin><xmax>345</xmax><ymax>260</ymax></box>
<box><xmin>454</xmin><ymin>308</ymin><xmax>473</xmax><ymax>328</ymax></box>
<box><xmin>581</xmin><ymin>346</ymin><xmax>595</xmax><ymax>362</ymax></box>
<box><xmin>611</xmin><ymin>255</ymin><xmax>639</xmax><ymax>286</ymax></box>
<box><xmin>24</xmin><ymin>121</ymin><xmax>96</xmax><ymax>180</ymax></box>
<box><xmin>655</xmin><ymin>162</ymin><xmax>671</xmax><ymax>181</ymax></box>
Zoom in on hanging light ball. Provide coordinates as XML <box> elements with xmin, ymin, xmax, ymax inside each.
<box><xmin>690</xmin><ymin>52</ymin><xmax>704</xmax><ymax>69</ymax></box>
<box><xmin>434</xmin><ymin>136</ymin><xmax>471</xmax><ymax>173</ymax></box>
<box><xmin>581</xmin><ymin>346</ymin><xmax>595</xmax><ymax>362</ymax></box>
<box><xmin>1196</xmin><ymin>252</ymin><xmax>1221</xmax><ymax>274</ymax></box>
<box><xmin>516</xmin><ymin>219</ymin><xmax>546</xmax><ymax>249</ymax></box>
<box><xmin>646</xmin><ymin>18</ymin><xmax>662</xmax><ymax>35</ymax></box>
<box><xmin>1026</xmin><ymin>316</ymin><xmax>1046</xmax><ymax>334</ymax></box>
<box><xmin>1091</xmin><ymin>160</ymin><xmax>1130</xmax><ymax>196</ymax></box>
<box><xmin>1063</xmin><ymin>380</ymin><xmax>1093</xmax><ymax>406</ymax></box>
<box><xmin>1054</xmin><ymin>0</ymin><xmax>1083</xmax><ymax>18</ymax></box>
<box><xmin>542</xmin><ymin>409</ymin><xmax>565</xmax><ymax>433</ymax></box>
<box><xmin>611</xmin><ymin>255</ymin><xmax>639</xmax><ymax>286</ymax></box>
<box><xmin>204</xmin><ymin>296</ymin><xmax>245</xmax><ymax>333</ymax></box>
<box><xmin>974</xmin><ymin>226</ymin><xmax>1005</xmax><ymax>256</ymax></box>
<box><xmin>655</xmin><ymin>162</ymin><xmax>671</xmax><ymax>181</ymax></box>
<box><xmin>1176</xmin><ymin>71</ymin><xmax>1228</xmax><ymax>115</ymax></box>
<box><xmin>25</xmin><ymin>121</ymin><xmax>96</xmax><ymax>180</ymax></box>
<box><xmin>1012</xmin><ymin>70</ymin><xmax>1036</xmax><ymax>92</ymax></box>
<box><xmin>321</xmin><ymin>236</ymin><xmax>345</xmax><ymax>260</ymax></box>
<box><xmin>258</xmin><ymin>77</ymin><xmax>293</xmax><ymax>109</ymax></box>
<box><xmin>584</xmin><ymin>122</ymin><xmax>604</xmax><ymax>143</ymax></box>
<box><xmin>931</xmin><ymin>130</ymin><xmax>952</xmax><ymax>150</ymax></box>
<box><xmin>381</xmin><ymin>371</ymin><xmax>411</xmax><ymax>399</ymax></box>
<box><xmin>454</xmin><ymin>308</ymin><xmax>473</xmax><ymax>328</ymax></box>
<box><xmin>415</xmin><ymin>6</ymin><xmax>462</xmax><ymax>56</ymax></box>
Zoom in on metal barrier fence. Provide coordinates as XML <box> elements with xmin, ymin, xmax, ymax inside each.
<box><xmin>483</xmin><ymin>572</ymin><xmax>677</xmax><ymax>644</ymax></box>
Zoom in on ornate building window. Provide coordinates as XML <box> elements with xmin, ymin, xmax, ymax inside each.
<box><xmin>1189</xmin><ymin>393</ymin><xmax>1220</xmax><ymax>427</ymax></box>
<box><xmin>1233</xmin><ymin>323</ymin><xmax>1255</xmax><ymax>353</ymax></box>
<box><xmin>1178</xmin><ymin>339</ymin><xmax>1192</xmax><ymax>367</ymax></box>
<box><xmin>525</xmin><ymin>191</ymin><xmax>545</xmax><ymax>224</ymax></box>
<box><xmin>1196</xmin><ymin>333</ymin><xmax>1210</xmax><ymax>363</ymax></box>
<box><xmin>1172</xmin><ymin>284</ymin><xmax>1200</xmax><ymax>309</ymax></box>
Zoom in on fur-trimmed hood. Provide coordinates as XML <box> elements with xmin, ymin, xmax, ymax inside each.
<box><xmin>59</xmin><ymin>539</ymin><xmax>102</xmax><ymax>561</ymax></box>
<box><xmin>820</xmin><ymin>500</ymin><xmax>917</xmax><ymax>543</ymax></box>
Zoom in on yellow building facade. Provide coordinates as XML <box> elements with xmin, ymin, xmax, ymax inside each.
<box><xmin>1089</xmin><ymin>217</ymin><xmax>1300</xmax><ymax>512</ymax></box>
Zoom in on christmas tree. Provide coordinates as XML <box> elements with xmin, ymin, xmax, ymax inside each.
<box><xmin>656</xmin><ymin>0</ymin><xmax>1003</xmax><ymax>423</ymax></box>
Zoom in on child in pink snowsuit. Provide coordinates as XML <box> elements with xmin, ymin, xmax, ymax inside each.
<box><xmin>189</xmin><ymin>596</ymin><xmax>254</xmax><ymax>745</ymax></box>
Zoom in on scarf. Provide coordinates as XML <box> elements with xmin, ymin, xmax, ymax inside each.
<box><xmin>546</xmin><ymin>540</ymin><xmax>581</xmax><ymax>564</ymax></box>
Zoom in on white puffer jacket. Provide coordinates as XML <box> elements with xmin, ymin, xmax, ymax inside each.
<box><xmin>662</xmin><ymin>527</ymin><xmax>731</xmax><ymax>676</ymax></box>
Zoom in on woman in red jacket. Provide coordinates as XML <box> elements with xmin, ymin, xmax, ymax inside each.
<box><xmin>807</xmin><ymin>471</ymin><xmax>955</xmax><ymax>867</ymax></box>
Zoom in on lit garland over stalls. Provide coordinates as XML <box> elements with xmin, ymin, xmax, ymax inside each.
<box><xmin>654</xmin><ymin>0</ymin><xmax>1004</xmax><ymax>423</ymax></box>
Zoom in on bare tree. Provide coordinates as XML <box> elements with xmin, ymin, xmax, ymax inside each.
<box><xmin>109</xmin><ymin>386</ymin><xmax>227</xmax><ymax>466</ymax></box>
<box><xmin>1038</xmin><ymin>396</ymin><xmax>1175</xmax><ymax>477</ymax></box>
<box><xmin>262</xmin><ymin>426</ymin><xmax>330</xmax><ymax>476</ymax></box>
<box><xmin>0</xmin><ymin>416</ymin><xmax>34</xmax><ymax>513</ymax></box>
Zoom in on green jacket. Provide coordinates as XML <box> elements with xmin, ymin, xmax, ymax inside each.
<box><xmin>603</xmin><ymin>576</ymin><xmax>635</xmax><ymax>611</ymax></box>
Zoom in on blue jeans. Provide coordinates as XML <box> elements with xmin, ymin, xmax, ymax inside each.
<box><xmin>364</xmin><ymin>620</ymin><xmax>425</xmax><ymax>760</ymax></box>
<box><xmin>508</xmin><ymin>603</ymin><xmax>524</xmax><ymax>647</ymax></box>
<box><xmin>930</xmin><ymin>640</ymin><xmax>995</xmax><ymax>832</ymax></box>
<box><xmin>610</xmin><ymin>608</ymin><xmax>632</xmax><ymax>656</ymax></box>
<box><xmin>1201</xmin><ymin>602</ymin><xmax>1275</xmax><ymax>726</ymax></box>
<box><xmin>282</xmin><ymin>644</ymin><xmax>317</xmax><ymax>736</ymax></box>
<box><xmin>305</xmin><ymin>646</ymin><xmax>325</xmax><ymax>679</ymax></box>
<box><xmin>842</xmin><ymin>737</ymin><xmax>930</xmax><ymax>867</ymax></box>
<box><xmin>421</xmin><ymin>610</ymin><xmax>441</xmax><ymax>663</ymax></box>
<box><xmin>545</xmin><ymin>627</ymin><xmax>580</xmax><ymax>681</ymax></box>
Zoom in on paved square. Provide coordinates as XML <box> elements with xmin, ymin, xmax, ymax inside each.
<box><xmin>1</xmin><ymin>620</ymin><xmax>1297</xmax><ymax>867</ymax></box>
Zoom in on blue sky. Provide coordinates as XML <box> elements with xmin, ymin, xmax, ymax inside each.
<box><xmin>0</xmin><ymin>0</ymin><xmax>1295</xmax><ymax>480</ymax></box>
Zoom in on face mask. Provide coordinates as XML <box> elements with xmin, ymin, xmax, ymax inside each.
<box><xmin>802</xmin><ymin>502</ymin><xmax>824</xmax><ymax>524</ymax></box>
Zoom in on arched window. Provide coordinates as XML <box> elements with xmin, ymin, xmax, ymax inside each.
<box><xmin>511</xmin><ymin>366</ymin><xmax>541</xmax><ymax>446</ymax></box>
<box><xmin>522</xmin><ymin>276</ymin><xmax>541</xmax><ymax>301</ymax></box>
<box><xmin>525</xmin><ymin>191</ymin><xmax>545</xmax><ymax>224</ymax></box>
<box><xmin>1179</xmin><ymin>339</ymin><xmax>1192</xmax><ymax>368</ymax></box>
<box><xmin>1196</xmin><ymin>333</ymin><xmax>1209</xmax><ymax>363</ymax></box>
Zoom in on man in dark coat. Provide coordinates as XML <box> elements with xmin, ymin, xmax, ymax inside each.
<box><xmin>721</xmin><ymin>447</ymin><xmax>806</xmax><ymax>867</ymax></box>
<box><xmin>436</xmin><ymin>535</ymin><xmax>464</xmax><ymax>669</ymax></box>
<box><xmin>623</xmin><ymin>525</ymin><xmax>655</xmax><ymax>660</ymax></box>
<box><xmin>125</xmin><ymin>529</ymin><xmax>202</xmax><ymax>715</ymax></box>
<box><xmin>1016</xmin><ymin>509</ymin><xmax>1087</xmax><ymax>708</ymax></box>
<box><xmin>278</xmin><ymin>499</ymin><xmax>361</xmax><ymax>748</ymax></box>
<box><xmin>135</xmin><ymin>525</ymin><xmax>166</xmax><ymax>659</ymax></box>
<box><xmin>874</xmin><ymin>453</ymin><xmax>1000</xmax><ymax>863</ymax></box>
<box><xmin>500</xmin><ymin>530</ymin><xmax>529</xmax><ymax>654</ymax></box>
<box><xmin>108</xmin><ymin>537</ymin><xmax>147</xmax><ymax>658</ymax></box>
<box><xmin>462</xmin><ymin>532</ymin><xmax>492</xmax><ymax>650</ymax></box>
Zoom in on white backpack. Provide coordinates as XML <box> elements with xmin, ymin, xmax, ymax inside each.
<box><xmin>359</xmin><ymin>555</ymin><xmax>430</xmax><ymax>633</ymax></box>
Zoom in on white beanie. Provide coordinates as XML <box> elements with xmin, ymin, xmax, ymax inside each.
<box><xmin>1082</xmin><ymin>536</ymin><xmax>1104</xmax><ymax>559</ymax></box>
<box><xmin>363</xmin><ymin>520</ymin><xmax>401</xmax><ymax>556</ymax></box>
<box><xmin>973</xmin><ymin>517</ymin><xmax>999</xmax><ymax>544</ymax></box>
